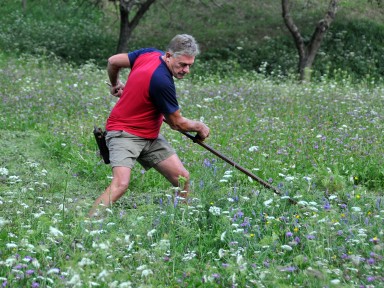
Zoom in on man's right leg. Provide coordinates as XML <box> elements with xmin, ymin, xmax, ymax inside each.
<box><xmin>89</xmin><ymin>166</ymin><xmax>131</xmax><ymax>217</ymax></box>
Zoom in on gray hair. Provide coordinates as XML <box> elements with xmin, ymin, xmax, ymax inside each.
<box><xmin>166</xmin><ymin>34</ymin><xmax>200</xmax><ymax>57</ymax></box>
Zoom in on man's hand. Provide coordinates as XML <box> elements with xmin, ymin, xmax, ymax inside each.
<box><xmin>196</xmin><ymin>122</ymin><xmax>210</xmax><ymax>141</ymax></box>
<box><xmin>110</xmin><ymin>80</ymin><xmax>124</xmax><ymax>98</ymax></box>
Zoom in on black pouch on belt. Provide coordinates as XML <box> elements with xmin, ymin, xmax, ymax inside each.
<box><xmin>93</xmin><ymin>126</ymin><xmax>110</xmax><ymax>164</ymax></box>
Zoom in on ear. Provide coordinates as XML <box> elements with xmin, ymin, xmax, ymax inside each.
<box><xmin>165</xmin><ymin>52</ymin><xmax>172</xmax><ymax>60</ymax></box>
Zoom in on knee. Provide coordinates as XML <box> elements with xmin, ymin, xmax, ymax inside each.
<box><xmin>112</xmin><ymin>178</ymin><xmax>129</xmax><ymax>193</ymax></box>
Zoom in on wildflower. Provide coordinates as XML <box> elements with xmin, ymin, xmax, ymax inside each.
<box><xmin>263</xmin><ymin>199</ymin><xmax>273</xmax><ymax>207</ymax></box>
<box><xmin>47</xmin><ymin>268</ymin><xmax>60</xmax><ymax>274</ymax></box>
<box><xmin>330</xmin><ymin>279</ymin><xmax>341</xmax><ymax>285</ymax></box>
<box><xmin>369</xmin><ymin>237</ymin><xmax>379</xmax><ymax>244</ymax></box>
<box><xmin>26</xmin><ymin>269</ymin><xmax>34</xmax><ymax>276</ymax></box>
<box><xmin>6</xmin><ymin>243</ymin><xmax>17</xmax><ymax>249</ymax></box>
<box><xmin>367</xmin><ymin>276</ymin><xmax>375</xmax><ymax>282</ymax></box>
<box><xmin>307</xmin><ymin>235</ymin><xmax>316</xmax><ymax>240</ymax></box>
<box><xmin>31</xmin><ymin>282</ymin><xmax>40</xmax><ymax>288</ymax></box>
<box><xmin>182</xmin><ymin>250</ymin><xmax>196</xmax><ymax>261</ymax></box>
<box><xmin>286</xmin><ymin>231</ymin><xmax>293</xmax><ymax>237</ymax></box>
<box><xmin>248</xmin><ymin>146</ymin><xmax>259</xmax><ymax>152</ymax></box>
<box><xmin>203</xmin><ymin>159</ymin><xmax>211</xmax><ymax>167</ymax></box>
<box><xmin>78</xmin><ymin>258</ymin><xmax>94</xmax><ymax>267</ymax></box>
<box><xmin>281</xmin><ymin>245</ymin><xmax>293</xmax><ymax>251</ymax></box>
<box><xmin>209</xmin><ymin>206</ymin><xmax>221</xmax><ymax>216</ymax></box>
<box><xmin>279</xmin><ymin>266</ymin><xmax>296</xmax><ymax>272</ymax></box>
<box><xmin>147</xmin><ymin>229</ymin><xmax>156</xmax><ymax>238</ymax></box>
<box><xmin>0</xmin><ymin>167</ymin><xmax>8</xmax><ymax>176</ymax></box>
<box><xmin>49</xmin><ymin>226</ymin><xmax>63</xmax><ymax>237</ymax></box>
<box><xmin>367</xmin><ymin>258</ymin><xmax>375</xmax><ymax>265</ymax></box>
<box><xmin>294</xmin><ymin>227</ymin><xmax>299</xmax><ymax>233</ymax></box>
<box><xmin>220</xmin><ymin>231</ymin><xmax>226</xmax><ymax>241</ymax></box>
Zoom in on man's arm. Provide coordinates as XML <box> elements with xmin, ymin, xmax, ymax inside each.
<box><xmin>164</xmin><ymin>110</ymin><xmax>210</xmax><ymax>140</ymax></box>
<box><xmin>107</xmin><ymin>53</ymin><xmax>131</xmax><ymax>97</ymax></box>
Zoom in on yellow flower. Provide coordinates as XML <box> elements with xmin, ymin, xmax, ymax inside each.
<box><xmin>250</xmin><ymin>233</ymin><xmax>255</xmax><ymax>237</ymax></box>
<box><xmin>294</xmin><ymin>227</ymin><xmax>299</xmax><ymax>232</ymax></box>
<box><xmin>341</xmin><ymin>213</ymin><xmax>346</xmax><ymax>218</ymax></box>
<box><xmin>356</xmin><ymin>194</ymin><xmax>361</xmax><ymax>199</ymax></box>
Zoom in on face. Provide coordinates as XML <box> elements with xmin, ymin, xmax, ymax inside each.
<box><xmin>164</xmin><ymin>52</ymin><xmax>195</xmax><ymax>79</ymax></box>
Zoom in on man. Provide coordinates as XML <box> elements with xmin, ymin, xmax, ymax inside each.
<box><xmin>89</xmin><ymin>34</ymin><xmax>210</xmax><ymax>216</ymax></box>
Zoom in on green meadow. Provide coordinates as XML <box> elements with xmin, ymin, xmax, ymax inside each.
<box><xmin>0</xmin><ymin>53</ymin><xmax>383</xmax><ymax>287</ymax></box>
<box><xmin>1</xmin><ymin>0</ymin><xmax>384</xmax><ymax>286</ymax></box>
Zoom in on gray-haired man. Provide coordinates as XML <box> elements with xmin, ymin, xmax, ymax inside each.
<box><xmin>89</xmin><ymin>34</ymin><xmax>210</xmax><ymax>216</ymax></box>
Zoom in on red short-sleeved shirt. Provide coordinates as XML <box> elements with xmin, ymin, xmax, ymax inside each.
<box><xmin>106</xmin><ymin>48</ymin><xmax>179</xmax><ymax>139</ymax></box>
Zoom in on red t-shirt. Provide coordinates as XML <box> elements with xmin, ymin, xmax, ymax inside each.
<box><xmin>106</xmin><ymin>48</ymin><xmax>179</xmax><ymax>139</ymax></box>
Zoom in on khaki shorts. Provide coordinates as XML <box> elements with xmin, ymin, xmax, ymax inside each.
<box><xmin>105</xmin><ymin>130</ymin><xmax>175</xmax><ymax>170</ymax></box>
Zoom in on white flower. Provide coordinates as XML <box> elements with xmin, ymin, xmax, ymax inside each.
<box><xmin>47</xmin><ymin>268</ymin><xmax>60</xmax><ymax>274</ymax></box>
<box><xmin>218</xmin><ymin>248</ymin><xmax>226</xmax><ymax>258</ymax></box>
<box><xmin>6</xmin><ymin>243</ymin><xmax>17</xmax><ymax>249</ymax></box>
<box><xmin>97</xmin><ymin>269</ymin><xmax>109</xmax><ymax>280</ymax></box>
<box><xmin>351</xmin><ymin>207</ymin><xmax>362</xmax><ymax>212</ymax></box>
<box><xmin>330</xmin><ymin>279</ymin><xmax>341</xmax><ymax>285</ymax></box>
<box><xmin>32</xmin><ymin>259</ymin><xmax>40</xmax><ymax>268</ymax></box>
<box><xmin>182</xmin><ymin>250</ymin><xmax>197</xmax><ymax>261</ymax></box>
<box><xmin>264</xmin><ymin>199</ymin><xmax>273</xmax><ymax>206</ymax></box>
<box><xmin>220</xmin><ymin>231</ymin><xmax>226</xmax><ymax>241</ymax></box>
<box><xmin>0</xmin><ymin>167</ymin><xmax>9</xmax><ymax>176</ymax></box>
<box><xmin>281</xmin><ymin>245</ymin><xmax>293</xmax><ymax>251</ymax></box>
<box><xmin>0</xmin><ymin>218</ymin><xmax>10</xmax><ymax>227</ymax></box>
<box><xmin>285</xmin><ymin>176</ymin><xmax>296</xmax><ymax>182</ymax></box>
<box><xmin>49</xmin><ymin>226</ymin><xmax>63</xmax><ymax>237</ymax></box>
<box><xmin>67</xmin><ymin>274</ymin><xmax>82</xmax><ymax>287</ymax></box>
<box><xmin>136</xmin><ymin>265</ymin><xmax>147</xmax><ymax>271</ymax></box>
<box><xmin>119</xmin><ymin>281</ymin><xmax>132</xmax><ymax>288</ymax></box>
<box><xmin>141</xmin><ymin>269</ymin><xmax>153</xmax><ymax>278</ymax></box>
<box><xmin>209</xmin><ymin>206</ymin><xmax>221</xmax><ymax>216</ymax></box>
<box><xmin>78</xmin><ymin>258</ymin><xmax>94</xmax><ymax>267</ymax></box>
<box><xmin>147</xmin><ymin>229</ymin><xmax>156</xmax><ymax>237</ymax></box>
<box><xmin>248</xmin><ymin>146</ymin><xmax>259</xmax><ymax>152</ymax></box>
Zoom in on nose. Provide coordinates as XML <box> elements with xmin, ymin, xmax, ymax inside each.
<box><xmin>182</xmin><ymin>65</ymin><xmax>190</xmax><ymax>73</ymax></box>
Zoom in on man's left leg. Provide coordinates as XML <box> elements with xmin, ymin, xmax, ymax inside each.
<box><xmin>153</xmin><ymin>154</ymin><xmax>190</xmax><ymax>199</ymax></box>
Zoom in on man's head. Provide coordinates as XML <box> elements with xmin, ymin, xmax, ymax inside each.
<box><xmin>163</xmin><ymin>34</ymin><xmax>200</xmax><ymax>79</ymax></box>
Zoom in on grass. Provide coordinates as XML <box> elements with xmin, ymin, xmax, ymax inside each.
<box><xmin>0</xmin><ymin>53</ymin><xmax>383</xmax><ymax>287</ymax></box>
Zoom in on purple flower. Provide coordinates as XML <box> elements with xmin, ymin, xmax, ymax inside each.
<box><xmin>367</xmin><ymin>258</ymin><xmax>375</xmax><ymax>265</ymax></box>
<box><xmin>203</xmin><ymin>158</ymin><xmax>211</xmax><ymax>167</ymax></box>
<box><xmin>294</xmin><ymin>236</ymin><xmax>301</xmax><ymax>244</ymax></box>
<box><xmin>286</xmin><ymin>231</ymin><xmax>293</xmax><ymax>237</ymax></box>
<box><xmin>280</xmin><ymin>266</ymin><xmax>297</xmax><ymax>272</ymax></box>
<box><xmin>367</xmin><ymin>276</ymin><xmax>375</xmax><ymax>282</ymax></box>
<box><xmin>211</xmin><ymin>273</ymin><xmax>220</xmax><ymax>279</ymax></box>
<box><xmin>2</xmin><ymin>281</ymin><xmax>7</xmax><ymax>287</ymax></box>
<box><xmin>341</xmin><ymin>253</ymin><xmax>349</xmax><ymax>260</ymax></box>
<box><xmin>31</xmin><ymin>283</ymin><xmax>40</xmax><ymax>288</ymax></box>
<box><xmin>337</xmin><ymin>230</ymin><xmax>343</xmax><ymax>236</ymax></box>
<box><xmin>306</xmin><ymin>235</ymin><xmax>316</xmax><ymax>240</ymax></box>
<box><xmin>26</xmin><ymin>270</ymin><xmax>34</xmax><ymax>276</ymax></box>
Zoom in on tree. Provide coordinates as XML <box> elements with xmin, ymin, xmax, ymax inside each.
<box><xmin>282</xmin><ymin>0</ymin><xmax>340</xmax><ymax>81</ymax></box>
<box><xmin>110</xmin><ymin>0</ymin><xmax>157</xmax><ymax>53</ymax></box>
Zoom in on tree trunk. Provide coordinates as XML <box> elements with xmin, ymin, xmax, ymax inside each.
<box><xmin>22</xmin><ymin>0</ymin><xmax>27</xmax><ymax>14</ymax></box>
<box><xmin>116</xmin><ymin>0</ymin><xmax>157</xmax><ymax>53</ymax></box>
<box><xmin>116</xmin><ymin>4</ymin><xmax>132</xmax><ymax>53</ymax></box>
<box><xmin>282</xmin><ymin>0</ymin><xmax>339</xmax><ymax>81</ymax></box>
